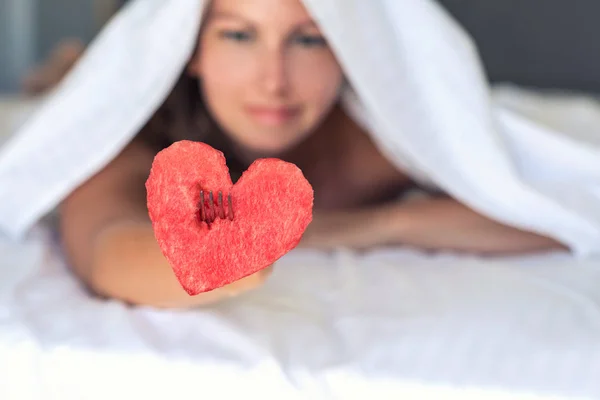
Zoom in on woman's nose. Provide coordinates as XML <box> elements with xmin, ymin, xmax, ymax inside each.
<box><xmin>259</xmin><ymin>50</ymin><xmax>289</xmax><ymax>97</ymax></box>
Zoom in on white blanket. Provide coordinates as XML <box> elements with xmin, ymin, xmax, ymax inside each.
<box><xmin>0</xmin><ymin>0</ymin><xmax>599</xmax><ymax>255</ymax></box>
<box><xmin>1</xmin><ymin>225</ymin><xmax>600</xmax><ymax>400</ymax></box>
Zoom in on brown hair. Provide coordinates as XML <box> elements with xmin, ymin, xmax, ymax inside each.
<box><xmin>135</xmin><ymin>70</ymin><xmax>247</xmax><ymax>177</ymax></box>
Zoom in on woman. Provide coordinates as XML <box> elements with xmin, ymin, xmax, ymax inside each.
<box><xmin>29</xmin><ymin>0</ymin><xmax>568</xmax><ymax>308</ymax></box>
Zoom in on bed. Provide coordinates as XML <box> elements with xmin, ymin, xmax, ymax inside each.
<box><xmin>1</xmin><ymin>88</ymin><xmax>600</xmax><ymax>398</ymax></box>
<box><xmin>1</xmin><ymin>223</ymin><xmax>600</xmax><ymax>399</ymax></box>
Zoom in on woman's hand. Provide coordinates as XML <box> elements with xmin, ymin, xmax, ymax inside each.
<box><xmin>154</xmin><ymin>265</ymin><xmax>275</xmax><ymax>309</ymax></box>
<box><xmin>200</xmin><ymin>265</ymin><xmax>274</xmax><ymax>302</ymax></box>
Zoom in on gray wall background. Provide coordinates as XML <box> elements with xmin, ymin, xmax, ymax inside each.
<box><xmin>438</xmin><ymin>0</ymin><xmax>600</xmax><ymax>94</ymax></box>
<box><xmin>0</xmin><ymin>0</ymin><xmax>98</xmax><ymax>93</ymax></box>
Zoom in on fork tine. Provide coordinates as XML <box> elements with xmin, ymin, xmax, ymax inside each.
<box><xmin>200</xmin><ymin>189</ymin><xmax>233</xmax><ymax>223</ymax></box>
<box><xmin>209</xmin><ymin>191</ymin><xmax>215</xmax><ymax>221</ymax></box>
<box><xmin>218</xmin><ymin>192</ymin><xmax>225</xmax><ymax>219</ymax></box>
<box><xmin>200</xmin><ymin>190</ymin><xmax>206</xmax><ymax>222</ymax></box>
<box><xmin>228</xmin><ymin>193</ymin><xmax>234</xmax><ymax>220</ymax></box>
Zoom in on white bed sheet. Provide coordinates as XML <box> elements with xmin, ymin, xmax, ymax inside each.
<box><xmin>1</xmin><ymin>225</ymin><xmax>600</xmax><ymax>400</ymax></box>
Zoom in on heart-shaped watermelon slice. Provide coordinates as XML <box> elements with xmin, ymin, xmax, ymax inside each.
<box><xmin>145</xmin><ymin>140</ymin><xmax>313</xmax><ymax>295</ymax></box>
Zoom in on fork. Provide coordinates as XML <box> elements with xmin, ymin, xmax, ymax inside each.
<box><xmin>199</xmin><ymin>190</ymin><xmax>234</xmax><ymax>223</ymax></box>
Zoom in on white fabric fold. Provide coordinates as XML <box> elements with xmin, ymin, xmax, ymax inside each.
<box><xmin>0</xmin><ymin>0</ymin><xmax>599</xmax><ymax>255</ymax></box>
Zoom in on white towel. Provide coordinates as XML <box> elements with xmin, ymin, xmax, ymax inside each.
<box><xmin>0</xmin><ymin>0</ymin><xmax>599</xmax><ymax>255</ymax></box>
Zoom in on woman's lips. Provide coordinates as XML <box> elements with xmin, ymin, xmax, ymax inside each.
<box><xmin>245</xmin><ymin>105</ymin><xmax>299</xmax><ymax>126</ymax></box>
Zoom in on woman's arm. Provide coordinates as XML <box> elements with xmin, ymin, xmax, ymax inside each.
<box><xmin>301</xmin><ymin>196</ymin><xmax>568</xmax><ymax>255</ymax></box>
<box><xmin>59</xmin><ymin>139</ymin><xmax>271</xmax><ymax>308</ymax></box>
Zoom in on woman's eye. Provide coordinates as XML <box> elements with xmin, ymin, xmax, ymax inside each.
<box><xmin>293</xmin><ymin>35</ymin><xmax>327</xmax><ymax>47</ymax></box>
<box><xmin>220</xmin><ymin>30</ymin><xmax>253</xmax><ymax>42</ymax></box>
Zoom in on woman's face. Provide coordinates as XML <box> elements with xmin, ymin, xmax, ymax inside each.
<box><xmin>188</xmin><ymin>0</ymin><xmax>344</xmax><ymax>156</ymax></box>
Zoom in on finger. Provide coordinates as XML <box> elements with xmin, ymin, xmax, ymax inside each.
<box><xmin>225</xmin><ymin>264</ymin><xmax>274</xmax><ymax>295</ymax></box>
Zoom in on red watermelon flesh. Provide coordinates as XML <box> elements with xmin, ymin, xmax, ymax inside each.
<box><xmin>145</xmin><ymin>140</ymin><xmax>313</xmax><ymax>295</ymax></box>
